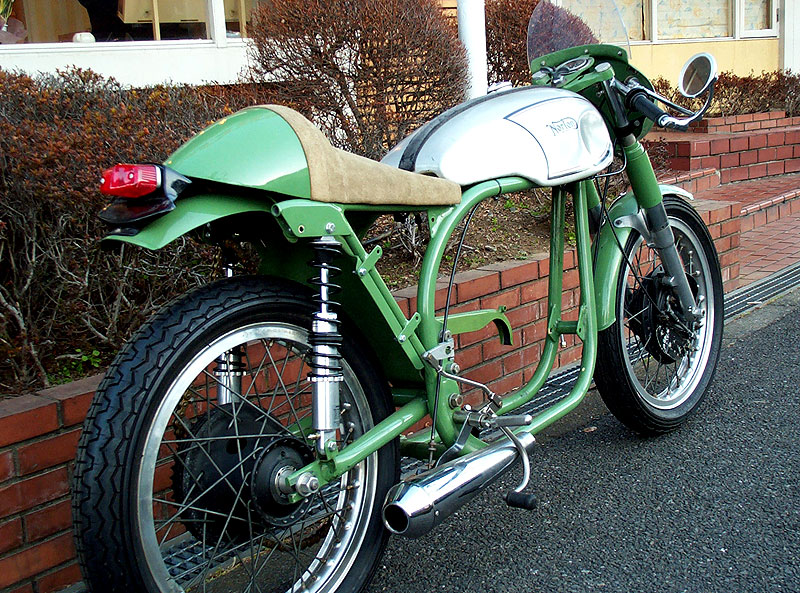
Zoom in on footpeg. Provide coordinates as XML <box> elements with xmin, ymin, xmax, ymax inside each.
<box><xmin>505</xmin><ymin>491</ymin><xmax>537</xmax><ymax>510</ymax></box>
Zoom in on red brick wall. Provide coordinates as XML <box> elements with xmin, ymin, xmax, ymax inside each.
<box><xmin>0</xmin><ymin>195</ymin><xmax>740</xmax><ymax>593</ymax></box>
<box><xmin>0</xmin><ymin>376</ymin><xmax>97</xmax><ymax>593</ymax></box>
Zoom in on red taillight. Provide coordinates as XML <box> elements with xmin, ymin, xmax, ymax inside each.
<box><xmin>100</xmin><ymin>164</ymin><xmax>161</xmax><ymax>198</ymax></box>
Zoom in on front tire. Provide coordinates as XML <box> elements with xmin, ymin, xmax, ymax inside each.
<box><xmin>73</xmin><ymin>276</ymin><xmax>398</xmax><ymax>593</ymax></box>
<box><xmin>595</xmin><ymin>197</ymin><xmax>724</xmax><ymax>434</ymax></box>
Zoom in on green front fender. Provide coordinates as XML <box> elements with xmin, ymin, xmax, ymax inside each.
<box><xmin>104</xmin><ymin>194</ymin><xmax>274</xmax><ymax>250</ymax></box>
<box><xmin>593</xmin><ymin>185</ymin><xmax>693</xmax><ymax>330</ymax></box>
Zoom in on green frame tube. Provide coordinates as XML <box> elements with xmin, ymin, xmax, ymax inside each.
<box><xmin>414</xmin><ymin>178</ymin><xmax>600</xmax><ymax>449</ymax></box>
<box><xmin>280</xmin><ymin>176</ymin><xmax>610</xmax><ymax>490</ymax></box>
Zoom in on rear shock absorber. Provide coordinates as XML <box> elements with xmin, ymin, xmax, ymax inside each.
<box><xmin>215</xmin><ymin>248</ymin><xmax>244</xmax><ymax>405</ymax></box>
<box><xmin>308</xmin><ymin>236</ymin><xmax>344</xmax><ymax>456</ymax></box>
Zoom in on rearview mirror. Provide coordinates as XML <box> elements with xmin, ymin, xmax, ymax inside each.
<box><xmin>678</xmin><ymin>53</ymin><xmax>718</xmax><ymax>98</ymax></box>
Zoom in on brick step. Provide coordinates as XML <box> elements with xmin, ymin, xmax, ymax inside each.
<box><xmin>692</xmin><ymin>172</ymin><xmax>800</xmax><ymax>232</ymax></box>
<box><xmin>738</xmin><ymin>210</ymin><xmax>800</xmax><ymax>284</ymax></box>
<box><xmin>646</xmin><ymin>126</ymin><xmax>800</xmax><ymax>183</ymax></box>
<box><xmin>656</xmin><ymin>167</ymin><xmax>720</xmax><ymax>193</ymax></box>
<box><xmin>688</xmin><ymin>110</ymin><xmax>800</xmax><ymax>134</ymax></box>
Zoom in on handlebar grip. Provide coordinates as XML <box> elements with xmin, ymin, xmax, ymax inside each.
<box><xmin>629</xmin><ymin>92</ymin><xmax>668</xmax><ymax>127</ymax></box>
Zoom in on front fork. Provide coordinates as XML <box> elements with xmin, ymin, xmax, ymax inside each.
<box><xmin>621</xmin><ymin>135</ymin><xmax>701</xmax><ymax>325</ymax></box>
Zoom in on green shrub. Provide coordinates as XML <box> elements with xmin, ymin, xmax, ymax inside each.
<box><xmin>653</xmin><ymin>70</ymin><xmax>800</xmax><ymax>117</ymax></box>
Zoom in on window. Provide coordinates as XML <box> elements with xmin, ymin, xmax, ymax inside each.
<box><xmin>656</xmin><ymin>0</ymin><xmax>731</xmax><ymax>39</ymax></box>
<box><xmin>0</xmin><ymin>0</ymin><xmax>261</xmax><ymax>45</ymax></box>
<box><xmin>740</xmin><ymin>0</ymin><xmax>777</xmax><ymax>37</ymax></box>
<box><xmin>614</xmin><ymin>0</ymin><xmax>777</xmax><ymax>42</ymax></box>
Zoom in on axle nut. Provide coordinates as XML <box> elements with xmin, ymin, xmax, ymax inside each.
<box><xmin>296</xmin><ymin>472</ymin><xmax>320</xmax><ymax>497</ymax></box>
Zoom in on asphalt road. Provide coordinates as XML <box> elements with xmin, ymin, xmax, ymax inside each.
<box><xmin>367</xmin><ymin>286</ymin><xmax>800</xmax><ymax>593</ymax></box>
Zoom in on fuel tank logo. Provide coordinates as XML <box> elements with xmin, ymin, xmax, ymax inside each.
<box><xmin>546</xmin><ymin>117</ymin><xmax>578</xmax><ymax>135</ymax></box>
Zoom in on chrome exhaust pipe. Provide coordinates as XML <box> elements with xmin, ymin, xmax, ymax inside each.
<box><xmin>383</xmin><ymin>432</ymin><xmax>535</xmax><ymax>538</ymax></box>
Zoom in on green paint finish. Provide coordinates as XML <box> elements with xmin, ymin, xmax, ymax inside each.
<box><xmin>272</xmin><ymin>199</ymin><xmax>350</xmax><ymax>238</ymax></box>
<box><xmin>166</xmin><ymin>107</ymin><xmax>311</xmax><ymax>198</ymax></box>
<box><xmin>417</xmin><ymin>180</ymin><xmax>503</xmax><ymax>449</ymax></box>
<box><xmin>592</xmin><ymin>192</ymin><xmax>636</xmax><ymax>330</ymax></box>
<box><xmin>585</xmin><ymin>179</ymin><xmax>602</xmax><ymax>210</ymax></box>
<box><xmin>510</xmin><ymin>181</ymin><xmax>599</xmax><ymax>434</ymax></box>
<box><xmin>285</xmin><ymin>398</ymin><xmax>428</xmax><ymax>500</ymax></box>
<box><xmin>496</xmin><ymin>185</ymin><xmax>567</xmax><ymax>415</ymax></box>
<box><xmin>400</xmin><ymin>428</ymin><xmax>447</xmax><ymax>459</ymax></box>
<box><xmin>439</xmin><ymin>308</ymin><xmax>513</xmax><ymax>346</ymax></box>
<box><xmin>624</xmin><ymin>141</ymin><xmax>664</xmax><ymax>209</ymax></box>
<box><xmin>103</xmin><ymin>194</ymin><xmax>273</xmax><ymax>250</ymax></box>
<box><xmin>391</xmin><ymin>386</ymin><xmax>426</xmax><ymax>406</ymax></box>
<box><xmin>529</xmin><ymin>45</ymin><xmax>654</xmax><ymax>140</ymax></box>
<box><xmin>593</xmin><ymin>183</ymin><xmax>690</xmax><ymax>330</ymax></box>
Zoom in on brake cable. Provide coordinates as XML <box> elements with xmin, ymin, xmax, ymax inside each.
<box><xmin>427</xmin><ymin>202</ymin><xmax>482</xmax><ymax>467</ymax></box>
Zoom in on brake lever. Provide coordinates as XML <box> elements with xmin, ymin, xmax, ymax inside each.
<box><xmin>619</xmin><ymin>77</ymin><xmax>717</xmax><ymax>132</ymax></box>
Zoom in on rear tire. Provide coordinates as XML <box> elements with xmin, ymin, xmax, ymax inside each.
<box><xmin>73</xmin><ymin>276</ymin><xmax>398</xmax><ymax>593</ymax></box>
<box><xmin>595</xmin><ymin>197</ymin><xmax>723</xmax><ymax>434</ymax></box>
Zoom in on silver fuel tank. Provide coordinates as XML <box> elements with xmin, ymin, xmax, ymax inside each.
<box><xmin>381</xmin><ymin>86</ymin><xmax>613</xmax><ymax>187</ymax></box>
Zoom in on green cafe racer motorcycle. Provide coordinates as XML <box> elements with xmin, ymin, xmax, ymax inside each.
<box><xmin>73</xmin><ymin>1</ymin><xmax>724</xmax><ymax>591</ymax></box>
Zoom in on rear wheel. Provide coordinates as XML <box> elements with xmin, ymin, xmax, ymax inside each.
<box><xmin>595</xmin><ymin>197</ymin><xmax>723</xmax><ymax>434</ymax></box>
<box><xmin>73</xmin><ymin>276</ymin><xmax>398</xmax><ymax>593</ymax></box>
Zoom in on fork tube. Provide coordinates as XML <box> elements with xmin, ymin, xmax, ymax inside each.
<box><xmin>624</xmin><ymin>136</ymin><xmax>699</xmax><ymax>321</ymax></box>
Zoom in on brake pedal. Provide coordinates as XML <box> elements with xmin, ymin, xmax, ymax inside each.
<box><xmin>505</xmin><ymin>490</ymin><xmax>537</xmax><ymax>510</ymax></box>
<box><xmin>498</xmin><ymin>426</ymin><xmax>538</xmax><ymax>511</ymax></box>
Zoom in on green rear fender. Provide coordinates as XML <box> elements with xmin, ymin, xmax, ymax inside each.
<box><xmin>593</xmin><ymin>185</ymin><xmax>693</xmax><ymax>330</ymax></box>
<box><xmin>104</xmin><ymin>194</ymin><xmax>274</xmax><ymax>250</ymax></box>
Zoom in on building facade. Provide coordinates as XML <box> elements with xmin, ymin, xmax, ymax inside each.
<box><xmin>0</xmin><ymin>0</ymin><xmax>797</xmax><ymax>87</ymax></box>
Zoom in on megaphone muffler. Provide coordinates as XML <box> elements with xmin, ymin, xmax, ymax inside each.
<box><xmin>383</xmin><ymin>432</ymin><xmax>535</xmax><ymax>538</ymax></box>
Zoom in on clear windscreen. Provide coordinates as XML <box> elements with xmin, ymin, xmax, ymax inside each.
<box><xmin>527</xmin><ymin>0</ymin><xmax>632</xmax><ymax>68</ymax></box>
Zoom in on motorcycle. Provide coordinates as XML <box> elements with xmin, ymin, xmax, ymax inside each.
<box><xmin>73</xmin><ymin>1</ymin><xmax>724</xmax><ymax>591</ymax></box>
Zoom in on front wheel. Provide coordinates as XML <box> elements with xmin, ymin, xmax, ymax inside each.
<box><xmin>72</xmin><ymin>276</ymin><xmax>398</xmax><ymax>593</ymax></box>
<box><xmin>595</xmin><ymin>197</ymin><xmax>724</xmax><ymax>434</ymax></box>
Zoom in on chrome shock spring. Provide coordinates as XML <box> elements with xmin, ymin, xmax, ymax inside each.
<box><xmin>308</xmin><ymin>237</ymin><xmax>344</xmax><ymax>455</ymax></box>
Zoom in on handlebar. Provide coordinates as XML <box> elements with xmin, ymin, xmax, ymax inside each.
<box><xmin>629</xmin><ymin>92</ymin><xmax>675</xmax><ymax>129</ymax></box>
<box><xmin>622</xmin><ymin>80</ymin><xmax>716</xmax><ymax>132</ymax></box>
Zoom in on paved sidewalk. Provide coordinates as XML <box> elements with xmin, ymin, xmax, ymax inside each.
<box><xmin>738</xmin><ymin>210</ymin><xmax>800</xmax><ymax>285</ymax></box>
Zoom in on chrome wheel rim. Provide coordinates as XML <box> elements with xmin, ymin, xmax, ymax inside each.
<box><xmin>619</xmin><ymin>219</ymin><xmax>716</xmax><ymax>410</ymax></box>
<box><xmin>137</xmin><ymin>323</ymin><xmax>376</xmax><ymax>593</ymax></box>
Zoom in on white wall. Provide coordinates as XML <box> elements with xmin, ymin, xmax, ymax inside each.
<box><xmin>0</xmin><ymin>40</ymin><xmax>249</xmax><ymax>86</ymax></box>
<box><xmin>780</xmin><ymin>0</ymin><xmax>800</xmax><ymax>71</ymax></box>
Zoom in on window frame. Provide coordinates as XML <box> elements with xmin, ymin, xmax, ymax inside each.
<box><xmin>633</xmin><ymin>0</ymin><xmax>778</xmax><ymax>44</ymax></box>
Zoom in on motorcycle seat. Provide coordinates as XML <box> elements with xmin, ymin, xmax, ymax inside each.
<box><xmin>267</xmin><ymin>105</ymin><xmax>462</xmax><ymax>206</ymax></box>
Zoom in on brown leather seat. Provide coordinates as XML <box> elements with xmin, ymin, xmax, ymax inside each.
<box><xmin>266</xmin><ymin>105</ymin><xmax>462</xmax><ymax>206</ymax></box>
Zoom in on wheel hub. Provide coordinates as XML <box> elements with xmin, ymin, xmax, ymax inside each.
<box><xmin>173</xmin><ymin>404</ymin><xmax>314</xmax><ymax>542</ymax></box>
<box><xmin>627</xmin><ymin>272</ymin><xmax>698</xmax><ymax>364</ymax></box>
<box><xmin>251</xmin><ymin>437</ymin><xmax>315</xmax><ymax>527</ymax></box>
